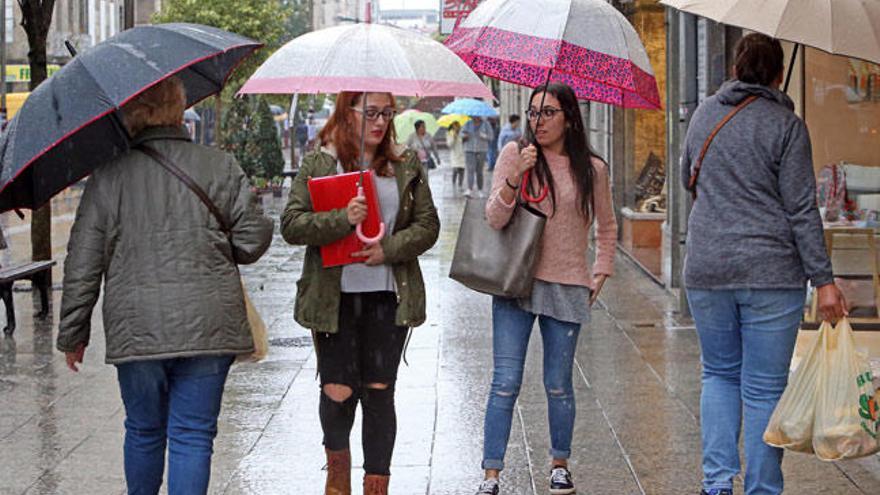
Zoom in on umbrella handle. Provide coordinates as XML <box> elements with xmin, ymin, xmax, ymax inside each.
<box><xmin>355</xmin><ymin>185</ymin><xmax>386</xmax><ymax>243</ymax></box>
<box><xmin>520</xmin><ymin>170</ymin><xmax>548</xmax><ymax>203</ymax></box>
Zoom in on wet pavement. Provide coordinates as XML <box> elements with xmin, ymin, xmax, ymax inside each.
<box><xmin>1</xmin><ymin>160</ymin><xmax>880</xmax><ymax>494</ymax></box>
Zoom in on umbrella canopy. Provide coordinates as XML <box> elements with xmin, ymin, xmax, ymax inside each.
<box><xmin>239</xmin><ymin>22</ymin><xmax>492</xmax><ymax>99</ymax></box>
<box><xmin>442</xmin><ymin>99</ymin><xmax>498</xmax><ymax>117</ymax></box>
<box><xmin>394</xmin><ymin>110</ymin><xmax>439</xmax><ymax>143</ymax></box>
<box><xmin>661</xmin><ymin>0</ymin><xmax>880</xmax><ymax>65</ymax></box>
<box><xmin>0</xmin><ymin>23</ymin><xmax>261</xmax><ymax>212</ymax></box>
<box><xmin>437</xmin><ymin>113</ymin><xmax>470</xmax><ymax>128</ymax></box>
<box><xmin>445</xmin><ymin>0</ymin><xmax>661</xmax><ymax>109</ymax></box>
<box><xmin>184</xmin><ymin>108</ymin><xmax>201</xmax><ymax>122</ymax></box>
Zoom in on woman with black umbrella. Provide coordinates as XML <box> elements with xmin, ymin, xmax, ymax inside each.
<box><xmin>56</xmin><ymin>77</ymin><xmax>273</xmax><ymax>495</ymax></box>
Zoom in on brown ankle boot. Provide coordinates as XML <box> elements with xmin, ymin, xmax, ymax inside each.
<box><xmin>363</xmin><ymin>474</ymin><xmax>390</xmax><ymax>495</ymax></box>
<box><xmin>324</xmin><ymin>449</ymin><xmax>351</xmax><ymax>495</ymax></box>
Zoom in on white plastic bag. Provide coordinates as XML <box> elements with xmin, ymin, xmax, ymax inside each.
<box><xmin>763</xmin><ymin>322</ymin><xmax>829</xmax><ymax>453</ymax></box>
<box><xmin>812</xmin><ymin>318</ymin><xmax>880</xmax><ymax>461</ymax></box>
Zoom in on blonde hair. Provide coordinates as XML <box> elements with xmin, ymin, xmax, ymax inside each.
<box><xmin>122</xmin><ymin>76</ymin><xmax>186</xmax><ymax>136</ymax></box>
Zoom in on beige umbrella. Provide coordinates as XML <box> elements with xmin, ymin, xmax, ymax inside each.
<box><xmin>661</xmin><ymin>0</ymin><xmax>880</xmax><ymax>89</ymax></box>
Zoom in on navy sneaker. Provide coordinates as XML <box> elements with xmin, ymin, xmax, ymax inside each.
<box><xmin>549</xmin><ymin>466</ymin><xmax>576</xmax><ymax>495</ymax></box>
<box><xmin>475</xmin><ymin>478</ymin><xmax>499</xmax><ymax>495</ymax></box>
<box><xmin>701</xmin><ymin>489</ymin><xmax>733</xmax><ymax>495</ymax></box>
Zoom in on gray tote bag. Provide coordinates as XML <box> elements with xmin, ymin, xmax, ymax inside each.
<box><xmin>449</xmin><ymin>197</ymin><xmax>546</xmax><ymax>298</ymax></box>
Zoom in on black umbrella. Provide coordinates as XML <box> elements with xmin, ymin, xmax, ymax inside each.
<box><xmin>0</xmin><ymin>23</ymin><xmax>262</xmax><ymax>212</ymax></box>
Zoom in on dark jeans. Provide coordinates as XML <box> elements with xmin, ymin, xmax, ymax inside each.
<box><xmin>452</xmin><ymin>168</ymin><xmax>464</xmax><ymax>187</ymax></box>
<box><xmin>116</xmin><ymin>355</ymin><xmax>234</xmax><ymax>495</ymax></box>
<box><xmin>317</xmin><ymin>291</ymin><xmax>408</xmax><ymax>475</ymax></box>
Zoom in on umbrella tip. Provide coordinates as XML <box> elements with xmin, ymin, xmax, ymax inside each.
<box><xmin>64</xmin><ymin>40</ymin><xmax>77</xmax><ymax>57</ymax></box>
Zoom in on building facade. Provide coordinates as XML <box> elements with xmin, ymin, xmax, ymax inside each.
<box><xmin>313</xmin><ymin>0</ymin><xmax>368</xmax><ymax>30</ymax></box>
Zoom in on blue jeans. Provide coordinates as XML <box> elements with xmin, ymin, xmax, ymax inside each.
<box><xmin>687</xmin><ymin>289</ymin><xmax>806</xmax><ymax>495</ymax></box>
<box><xmin>482</xmin><ymin>297</ymin><xmax>581</xmax><ymax>470</ymax></box>
<box><xmin>116</xmin><ymin>355</ymin><xmax>234</xmax><ymax>495</ymax></box>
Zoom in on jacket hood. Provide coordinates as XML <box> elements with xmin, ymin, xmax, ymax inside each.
<box><xmin>716</xmin><ymin>80</ymin><xmax>794</xmax><ymax>111</ymax></box>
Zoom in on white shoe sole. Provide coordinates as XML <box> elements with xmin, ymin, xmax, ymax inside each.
<box><xmin>549</xmin><ymin>487</ymin><xmax>576</xmax><ymax>494</ymax></box>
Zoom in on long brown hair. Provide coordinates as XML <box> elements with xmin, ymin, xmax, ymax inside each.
<box><xmin>524</xmin><ymin>83</ymin><xmax>598</xmax><ymax>220</ymax></box>
<box><xmin>318</xmin><ymin>92</ymin><xmax>401</xmax><ymax>173</ymax></box>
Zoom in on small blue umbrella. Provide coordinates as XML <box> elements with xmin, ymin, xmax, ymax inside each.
<box><xmin>441</xmin><ymin>98</ymin><xmax>498</xmax><ymax>117</ymax></box>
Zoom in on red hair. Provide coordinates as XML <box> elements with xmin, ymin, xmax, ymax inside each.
<box><xmin>318</xmin><ymin>92</ymin><xmax>401</xmax><ymax>173</ymax></box>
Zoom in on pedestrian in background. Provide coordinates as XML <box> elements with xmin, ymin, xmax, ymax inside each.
<box><xmin>487</xmin><ymin>116</ymin><xmax>500</xmax><ymax>171</ymax></box>
<box><xmin>681</xmin><ymin>33</ymin><xmax>848</xmax><ymax>495</ymax></box>
<box><xmin>406</xmin><ymin>119</ymin><xmax>441</xmax><ymax>174</ymax></box>
<box><xmin>56</xmin><ymin>77</ymin><xmax>274</xmax><ymax>495</ymax></box>
<box><xmin>447</xmin><ymin>121</ymin><xmax>466</xmax><ymax>191</ymax></box>
<box><xmin>461</xmin><ymin>115</ymin><xmax>493</xmax><ymax>197</ymax></box>
<box><xmin>282</xmin><ymin>91</ymin><xmax>440</xmax><ymax>495</ymax></box>
<box><xmin>296</xmin><ymin>118</ymin><xmax>309</xmax><ymax>166</ymax></box>
<box><xmin>474</xmin><ymin>83</ymin><xmax>617</xmax><ymax>495</ymax></box>
<box><xmin>497</xmin><ymin>114</ymin><xmax>522</xmax><ymax>153</ymax></box>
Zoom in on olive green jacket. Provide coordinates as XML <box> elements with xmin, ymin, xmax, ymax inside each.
<box><xmin>282</xmin><ymin>148</ymin><xmax>440</xmax><ymax>333</ymax></box>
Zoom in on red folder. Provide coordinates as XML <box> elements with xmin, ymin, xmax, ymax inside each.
<box><xmin>307</xmin><ymin>170</ymin><xmax>383</xmax><ymax>267</ymax></box>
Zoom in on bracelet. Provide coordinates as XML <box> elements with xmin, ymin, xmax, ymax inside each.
<box><xmin>505</xmin><ymin>177</ymin><xmax>520</xmax><ymax>190</ymax></box>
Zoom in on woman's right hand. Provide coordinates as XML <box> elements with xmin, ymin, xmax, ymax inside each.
<box><xmin>817</xmin><ymin>282</ymin><xmax>848</xmax><ymax>322</ymax></box>
<box><xmin>346</xmin><ymin>196</ymin><xmax>367</xmax><ymax>226</ymax></box>
<box><xmin>513</xmin><ymin>144</ymin><xmax>538</xmax><ymax>182</ymax></box>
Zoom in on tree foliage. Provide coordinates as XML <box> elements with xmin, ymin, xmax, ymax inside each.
<box><xmin>221</xmin><ymin>97</ymin><xmax>283</xmax><ymax>180</ymax></box>
<box><xmin>153</xmin><ymin>0</ymin><xmax>291</xmax><ymax>96</ymax></box>
<box><xmin>220</xmin><ymin>97</ymin><xmax>256</xmax><ymax>176</ymax></box>
<box><xmin>249</xmin><ymin>98</ymin><xmax>285</xmax><ymax>179</ymax></box>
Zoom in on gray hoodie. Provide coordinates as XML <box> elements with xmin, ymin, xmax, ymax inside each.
<box><xmin>681</xmin><ymin>80</ymin><xmax>833</xmax><ymax>290</ymax></box>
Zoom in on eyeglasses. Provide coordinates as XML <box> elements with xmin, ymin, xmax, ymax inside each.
<box><xmin>526</xmin><ymin>106</ymin><xmax>562</xmax><ymax>121</ymax></box>
<box><xmin>353</xmin><ymin>107</ymin><xmax>396</xmax><ymax>121</ymax></box>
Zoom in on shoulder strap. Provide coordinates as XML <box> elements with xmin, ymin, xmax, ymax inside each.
<box><xmin>135</xmin><ymin>143</ymin><xmax>231</xmax><ymax>234</ymax></box>
<box><xmin>687</xmin><ymin>95</ymin><xmax>759</xmax><ymax>200</ymax></box>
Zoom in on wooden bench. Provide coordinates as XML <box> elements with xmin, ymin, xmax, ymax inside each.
<box><xmin>0</xmin><ymin>260</ymin><xmax>56</xmax><ymax>336</ymax></box>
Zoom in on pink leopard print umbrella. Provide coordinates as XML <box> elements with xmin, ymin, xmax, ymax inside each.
<box><xmin>445</xmin><ymin>0</ymin><xmax>661</xmax><ymax>109</ymax></box>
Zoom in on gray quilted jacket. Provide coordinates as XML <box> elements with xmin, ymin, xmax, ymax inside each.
<box><xmin>56</xmin><ymin>126</ymin><xmax>274</xmax><ymax>364</ymax></box>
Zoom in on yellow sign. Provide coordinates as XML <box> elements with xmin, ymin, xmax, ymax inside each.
<box><xmin>5</xmin><ymin>92</ymin><xmax>30</xmax><ymax>118</ymax></box>
<box><xmin>4</xmin><ymin>64</ymin><xmax>61</xmax><ymax>83</ymax></box>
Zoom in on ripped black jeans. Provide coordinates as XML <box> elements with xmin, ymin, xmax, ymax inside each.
<box><xmin>317</xmin><ymin>291</ymin><xmax>408</xmax><ymax>476</ymax></box>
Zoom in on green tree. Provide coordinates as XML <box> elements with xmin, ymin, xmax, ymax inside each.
<box><xmin>249</xmin><ymin>98</ymin><xmax>285</xmax><ymax>179</ymax></box>
<box><xmin>221</xmin><ymin>97</ymin><xmax>258</xmax><ymax>177</ymax></box>
<box><xmin>154</xmin><ymin>0</ymin><xmax>292</xmax><ymax>141</ymax></box>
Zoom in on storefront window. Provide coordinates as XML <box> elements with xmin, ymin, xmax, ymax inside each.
<box><xmin>806</xmin><ymin>48</ymin><xmax>880</xmax><ymax>171</ymax></box>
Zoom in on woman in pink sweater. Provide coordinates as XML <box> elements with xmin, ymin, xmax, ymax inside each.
<box><xmin>473</xmin><ymin>83</ymin><xmax>617</xmax><ymax>495</ymax></box>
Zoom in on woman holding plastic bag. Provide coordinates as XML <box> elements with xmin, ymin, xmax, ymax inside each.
<box><xmin>681</xmin><ymin>34</ymin><xmax>848</xmax><ymax>495</ymax></box>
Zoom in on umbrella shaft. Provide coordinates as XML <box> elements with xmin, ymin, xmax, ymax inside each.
<box><xmin>783</xmin><ymin>44</ymin><xmax>799</xmax><ymax>94</ymax></box>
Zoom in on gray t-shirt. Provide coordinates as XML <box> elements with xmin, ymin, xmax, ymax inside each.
<box><xmin>341</xmin><ymin>173</ymin><xmax>400</xmax><ymax>293</ymax></box>
<box><xmin>518</xmin><ymin>279</ymin><xmax>592</xmax><ymax>324</ymax></box>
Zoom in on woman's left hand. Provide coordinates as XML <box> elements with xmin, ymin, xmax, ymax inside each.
<box><xmin>352</xmin><ymin>242</ymin><xmax>386</xmax><ymax>266</ymax></box>
<box><xmin>65</xmin><ymin>343</ymin><xmax>86</xmax><ymax>372</ymax></box>
<box><xmin>590</xmin><ymin>274</ymin><xmax>608</xmax><ymax>306</ymax></box>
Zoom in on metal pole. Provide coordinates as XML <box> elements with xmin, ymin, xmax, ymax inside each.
<box><xmin>1</xmin><ymin>0</ymin><xmax>7</xmax><ymax>126</ymax></box>
<box><xmin>677</xmin><ymin>11</ymin><xmax>699</xmax><ymax>317</ymax></box>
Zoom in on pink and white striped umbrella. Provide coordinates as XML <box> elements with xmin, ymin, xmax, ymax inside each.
<box><xmin>445</xmin><ymin>0</ymin><xmax>661</xmax><ymax>109</ymax></box>
<box><xmin>239</xmin><ymin>23</ymin><xmax>492</xmax><ymax>99</ymax></box>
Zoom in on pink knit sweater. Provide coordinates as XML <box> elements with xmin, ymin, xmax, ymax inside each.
<box><xmin>486</xmin><ymin>143</ymin><xmax>618</xmax><ymax>289</ymax></box>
